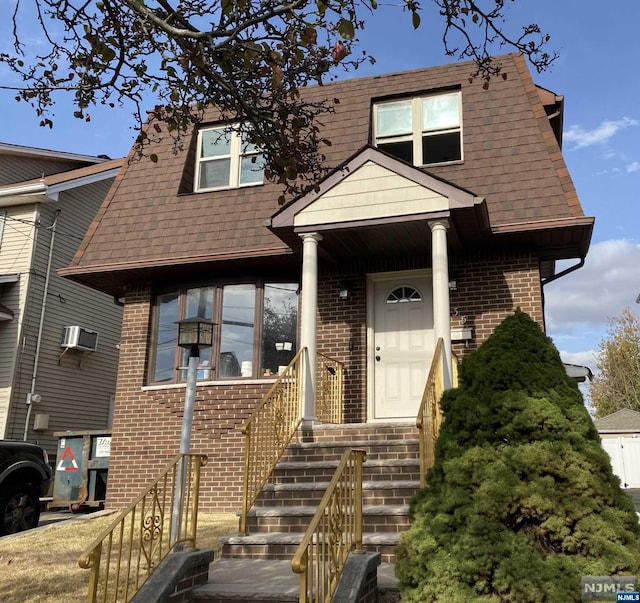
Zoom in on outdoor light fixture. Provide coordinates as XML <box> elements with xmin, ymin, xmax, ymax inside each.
<box><xmin>448</xmin><ymin>272</ymin><xmax>459</xmax><ymax>291</ymax></box>
<box><xmin>338</xmin><ymin>281</ymin><xmax>352</xmax><ymax>300</ymax></box>
<box><xmin>177</xmin><ymin>316</ymin><xmax>214</xmax><ymax>350</ymax></box>
<box><xmin>172</xmin><ymin>316</ymin><xmax>214</xmax><ymax>547</ymax></box>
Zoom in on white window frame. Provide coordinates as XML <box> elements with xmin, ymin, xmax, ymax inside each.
<box><xmin>373</xmin><ymin>91</ymin><xmax>463</xmax><ymax>166</ymax></box>
<box><xmin>194</xmin><ymin>125</ymin><xmax>264</xmax><ymax>192</ymax></box>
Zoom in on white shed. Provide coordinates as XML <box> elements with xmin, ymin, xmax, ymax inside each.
<box><xmin>594</xmin><ymin>409</ymin><xmax>640</xmax><ymax>489</ymax></box>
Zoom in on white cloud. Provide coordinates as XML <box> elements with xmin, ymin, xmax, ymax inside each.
<box><xmin>627</xmin><ymin>161</ymin><xmax>640</xmax><ymax>173</ymax></box>
<box><xmin>545</xmin><ymin>239</ymin><xmax>640</xmax><ymax>345</ymax></box>
<box><xmin>564</xmin><ymin>117</ymin><xmax>638</xmax><ymax>149</ymax></box>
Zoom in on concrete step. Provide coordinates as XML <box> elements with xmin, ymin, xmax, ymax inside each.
<box><xmin>244</xmin><ymin>504</ymin><xmax>410</xmax><ymax>534</ymax></box>
<box><xmin>191</xmin><ymin>559</ymin><xmax>399</xmax><ymax>603</ymax></box>
<box><xmin>255</xmin><ymin>480</ymin><xmax>419</xmax><ymax>507</ymax></box>
<box><xmin>221</xmin><ymin>532</ymin><xmax>401</xmax><ymax>564</ymax></box>
<box><xmin>297</xmin><ymin>421</ymin><xmax>417</xmax><ymax>443</ymax></box>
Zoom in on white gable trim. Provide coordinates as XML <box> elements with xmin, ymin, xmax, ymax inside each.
<box><xmin>293</xmin><ymin>161</ymin><xmax>449</xmax><ymax>228</ymax></box>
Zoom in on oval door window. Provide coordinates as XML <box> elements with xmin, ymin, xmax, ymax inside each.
<box><xmin>386</xmin><ymin>286</ymin><xmax>422</xmax><ymax>304</ymax></box>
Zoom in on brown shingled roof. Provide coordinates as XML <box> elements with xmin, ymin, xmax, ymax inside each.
<box><xmin>61</xmin><ymin>53</ymin><xmax>593</xmax><ymax>295</ymax></box>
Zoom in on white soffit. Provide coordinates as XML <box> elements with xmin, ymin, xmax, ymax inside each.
<box><xmin>293</xmin><ymin>161</ymin><xmax>449</xmax><ymax>228</ymax></box>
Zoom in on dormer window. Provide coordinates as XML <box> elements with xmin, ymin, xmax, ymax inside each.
<box><xmin>195</xmin><ymin>126</ymin><xmax>265</xmax><ymax>192</ymax></box>
<box><xmin>374</xmin><ymin>91</ymin><xmax>462</xmax><ymax>166</ymax></box>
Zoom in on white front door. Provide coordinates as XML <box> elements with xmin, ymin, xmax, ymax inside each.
<box><xmin>368</xmin><ymin>271</ymin><xmax>434</xmax><ymax>420</ymax></box>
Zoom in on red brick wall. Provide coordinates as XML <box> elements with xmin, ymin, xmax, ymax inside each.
<box><xmin>106</xmin><ymin>250</ymin><xmax>542</xmax><ymax>511</ymax></box>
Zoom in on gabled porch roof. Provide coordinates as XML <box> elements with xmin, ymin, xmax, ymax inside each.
<box><xmin>269</xmin><ymin>146</ymin><xmax>490</xmax><ymax>261</ymax></box>
<box><xmin>269</xmin><ymin>146</ymin><xmax>592</xmax><ymax>263</ymax></box>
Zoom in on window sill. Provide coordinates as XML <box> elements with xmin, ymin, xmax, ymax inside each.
<box><xmin>142</xmin><ymin>378</ymin><xmax>277</xmax><ymax>391</ymax></box>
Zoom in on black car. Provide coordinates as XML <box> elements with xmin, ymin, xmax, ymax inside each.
<box><xmin>0</xmin><ymin>441</ymin><xmax>53</xmax><ymax>535</ymax></box>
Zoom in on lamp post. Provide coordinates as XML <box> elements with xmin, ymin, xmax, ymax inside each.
<box><xmin>171</xmin><ymin>316</ymin><xmax>213</xmax><ymax>547</ymax></box>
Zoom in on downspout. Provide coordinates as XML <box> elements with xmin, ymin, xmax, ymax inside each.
<box><xmin>23</xmin><ymin>209</ymin><xmax>61</xmax><ymax>441</ymax></box>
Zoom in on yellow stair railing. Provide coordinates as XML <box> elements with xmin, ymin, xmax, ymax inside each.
<box><xmin>315</xmin><ymin>352</ymin><xmax>344</xmax><ymax>424</ymax></box>
<box><xmin>416</xmin><ymin>339</ymin><xmax>459</xmax><ymax>488</ymax></box>
<box><xmin>240</xmin><ymin>348</ymin><xmax>304</xmax><ymax>534</ymax></box>
<box><xmin>78</xmin><ymin>453</ymin><xmax>207</xmax><ymax>603</ymax></box>
<box><xmin>292</xmin><ymin>448</ymin><xmax>366</xmax><ymax>603</ymax></box>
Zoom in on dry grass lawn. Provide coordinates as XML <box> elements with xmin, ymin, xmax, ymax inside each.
<box><xmin>0</xmin><ymin>512</ymin><xmax>238</xmax><ymax>603</ymax></box>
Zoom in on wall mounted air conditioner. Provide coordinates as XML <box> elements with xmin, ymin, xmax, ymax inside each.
<box><xmin>61</xmin><ymin>326</ymin><xmax>99</xmax><ymax>352</ymax></box>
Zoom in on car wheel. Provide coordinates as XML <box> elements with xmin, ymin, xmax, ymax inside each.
<box><xmin>0</xmin><ymin>483</ymin><xmax>41</xmax><ymax>536</ymax></box>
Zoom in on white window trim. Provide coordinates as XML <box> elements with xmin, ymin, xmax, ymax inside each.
<box><xmin>374</xmin><ymin>91</ymin><xmax>463</xmax><ymax>166</ymax></box>
<box><xmin>194</xmin><ymin>125</ymin><xmax>264</xmax><ymax>192</ymax></box>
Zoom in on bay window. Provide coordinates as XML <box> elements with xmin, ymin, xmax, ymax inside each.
<box><xmin>150</xmin><ymin>282</ymin><xmax>298</xmax><ymax>384</ymax></box>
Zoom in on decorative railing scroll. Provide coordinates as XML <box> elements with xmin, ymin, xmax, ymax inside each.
<box><xmin>79</xmin><ymin>453</ymin><xmax>207</xmax><ymax>603</ymax></box>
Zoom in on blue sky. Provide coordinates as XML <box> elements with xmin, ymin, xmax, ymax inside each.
<box><xmin>1</xmin><ymin>1</ymin><xmax>639</xmax><ymax>378</ymax></box>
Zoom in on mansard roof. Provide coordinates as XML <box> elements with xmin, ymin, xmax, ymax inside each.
<box><xmin>61</xmin><ymin>53</ymin><xmax>593</xmax><ymax>296</ymax></box>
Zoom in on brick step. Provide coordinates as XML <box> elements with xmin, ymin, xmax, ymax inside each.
<box><xmin>280</xmin><ymin>438</ymin><xmax>419</xmax><ymax>463</ymax></box>
<box><xmin>255</xmin><ymin>480</ymin><xmax>419</xmax><ymax>507</ymax></box>
<box><xmin>190</xmin><ymin>559</ymin><xmax>399</xmax><ymax>603</ymax></box>
<box><xmin>298</xmin><ymin>421</ymin><xmax>416</xmax><ymax>443</ymax></box>
<box><xmin>272</xmin><ymin>458</ymin><xmax>421</xmax><ymax>483</ymax></box>
<box><xmin>221</xmin><ymin>532</ymin><xmax>401</xmax><ymax>564</ymax></box>
<box><xmin>244</xmin><ymin>504</ymin><xmax>410</xmax><ymax>534</ymax></box>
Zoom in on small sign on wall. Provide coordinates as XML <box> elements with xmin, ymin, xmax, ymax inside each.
<box><xmin>95</xmin><ymin>436</ymin><xmax>111</xmax><ymax>458</ymax></box>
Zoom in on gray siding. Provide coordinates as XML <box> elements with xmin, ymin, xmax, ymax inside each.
<box><xmin>6</xmin><ymin>180</ymin><xmax>122</xmax><ymax>456</ymax></box>
<box><xmin>0</xmin><ymin>205</ymin><xmax>37</xmax><ymax>437</ymax></box>
<box><xmin>0</xmin><ymin>155</ymin><xmax>88</xmax><ymax>185</ymax></box>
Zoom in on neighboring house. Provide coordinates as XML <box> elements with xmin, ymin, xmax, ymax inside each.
<box><xmin>595</xmin><ymin>408</ymin><xmax>640</xmax><ymax>489</ymax></box>
<box><xmin>0</xmin><ymin>143</ymin><xmax>123</xmax><ymax>461</ymax></box>
<box><xmin>60</xmin><ymin>53</ymin><xmax>594</xmax><ymax>512</ymax></box>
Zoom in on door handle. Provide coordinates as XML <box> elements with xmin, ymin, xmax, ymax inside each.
<box><xmin>375</xmin><ymin>355</ymin><xmax>381</xmax><ymax>362</ymax></box>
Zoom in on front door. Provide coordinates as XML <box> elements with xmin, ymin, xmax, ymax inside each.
<box><xmin>369</xmin><ymin>271</ymin><xmax>434</xmax><ymax>420</ymax></box>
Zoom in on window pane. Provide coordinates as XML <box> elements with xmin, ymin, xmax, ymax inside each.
<box><xmin>153</xmin><ymin>292</ymin><xmax>179</xmax><ymax>382</ymax></box>
<box><xmin>199</xmin><ymin>158</ymin><xmax>231</xmax><ymax>189</ymax></box>
<box><xmin>240</xmin><ymin>154</ymin><xmax>265</xmax><ymax>185</ymax></box>
<box><xmin>376</xmin><ymin>101</ymin><xmax>412</xmax><ymax>137</ymax></box>
<box><xmin>262</xmin><ymin>283</ymin><xmax>298</xmax><ymax>375</ymax></box>
<box><xmin>200</xmin><ymin>128</ymin><xmax>231</xmax><ymax>158</ymax></box>
<box><xmin>378</xmin><ymin>140</ymin><xmax>413</xmax><ymax>164</ymax></box>
<box><xmin>220</xmin><ymin>284</ymin><xmax>255</xmax><ymax>378</ymax></box>
<box><xmin>423</xmin><ymin>93</ymin><xmax>460</xmax><ymax>130</ymax></box>
<box><xmin>422</xmin><ymin>131</ymin><xmax>461</xmax><ymax>164</ymax></box>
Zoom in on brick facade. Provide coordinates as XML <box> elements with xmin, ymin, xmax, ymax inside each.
<box><xmin>106</xmin><ymin>250</ymin><xmax>542</xmax><ymax>512</ymax></box>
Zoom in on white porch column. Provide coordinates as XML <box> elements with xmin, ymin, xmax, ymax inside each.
<box><xmin>299</xmin><ymin>233</ymin><xmax>322</xmax><ymax>421</ymax></box>
<box><xmin>429</xmin><ymin>220</ymin><xmax>453</xmax><ymax>389</ymax></box>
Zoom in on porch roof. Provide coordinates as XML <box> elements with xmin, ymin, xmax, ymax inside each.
<box><xmin>269</xmin><ymin>146</ymin><xmax>591</xmax><ymax>262</ymax></box>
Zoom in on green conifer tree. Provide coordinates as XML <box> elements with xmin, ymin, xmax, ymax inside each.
<box><xmin>396</xmin><ymin>309</ymin><xmax>640</xmax><ymax>602</ymax></box>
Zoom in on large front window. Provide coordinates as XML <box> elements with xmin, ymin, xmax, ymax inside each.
<box><xmin>374</xmin><ymin>91</ymin><xmax>462</xmax><ymax>165</ymax></box>
<box><xmin>195</xmin><ymin>126</ymin><xmax>265</xmax><ymax>191</ymax></box>
<box><xmin>150</xmin><ymin>282</ymin><xmax>298</xmax><ymax>383</ymax></box>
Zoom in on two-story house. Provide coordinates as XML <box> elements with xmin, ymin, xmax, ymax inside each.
<box><xmin>60</xmin><ymin>53</ymin><xmax>593</xmax><ymax>516</ymax></box>
<box><xmin>0</xmin><ymin>143</ymin><xmax>123</xmax><ymax>463</ymax></box>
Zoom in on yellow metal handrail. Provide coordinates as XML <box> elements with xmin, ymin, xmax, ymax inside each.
<box><xmin>240</xmin><ymin>348</ymin><xmax>304</xmax><ymax>534</ymax></box>
<box><xmin>315</xmin><ymin>352</ymin><xmax>344</xmax><ymax>424</ymax></box>
<box><xmin>78</xmin><ymin>453</ymin><xmax>207</xmax><ymax>603</ymax></box>
<box><xmin>292</xmin><ymin>448</ymin><xmax>366</xmax><ymax>603</ymax></box>
<box><xmin>416</xmin><ymin>339</ymin><xmax>458</xmax><ymax>488</ymax></box>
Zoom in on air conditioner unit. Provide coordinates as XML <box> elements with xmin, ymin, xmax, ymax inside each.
<box><xmin>61</xmin><ymin>326</ymin><xmax>99</xmax><ymax>352</ymax></box>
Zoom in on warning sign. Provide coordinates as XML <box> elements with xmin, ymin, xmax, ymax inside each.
<box><xmin>56</xmin><ymin>445</ymin><xmax>79</xmax><ymax>472</ymax></box>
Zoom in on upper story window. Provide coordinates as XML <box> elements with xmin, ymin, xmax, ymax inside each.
<box><xmin>150</xmin><ymin>281</ymin><xmax>298</xmax><ymax>384</ymax></box>
<box><xmin>195</xmin><ymin>126</ymin><xmax>265</xmax><ymax>192</ymax></box>
<box><xmin>374</xmin><ymin>91</ymin><xmax>462</xmax><ymax>166</ymax></box>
